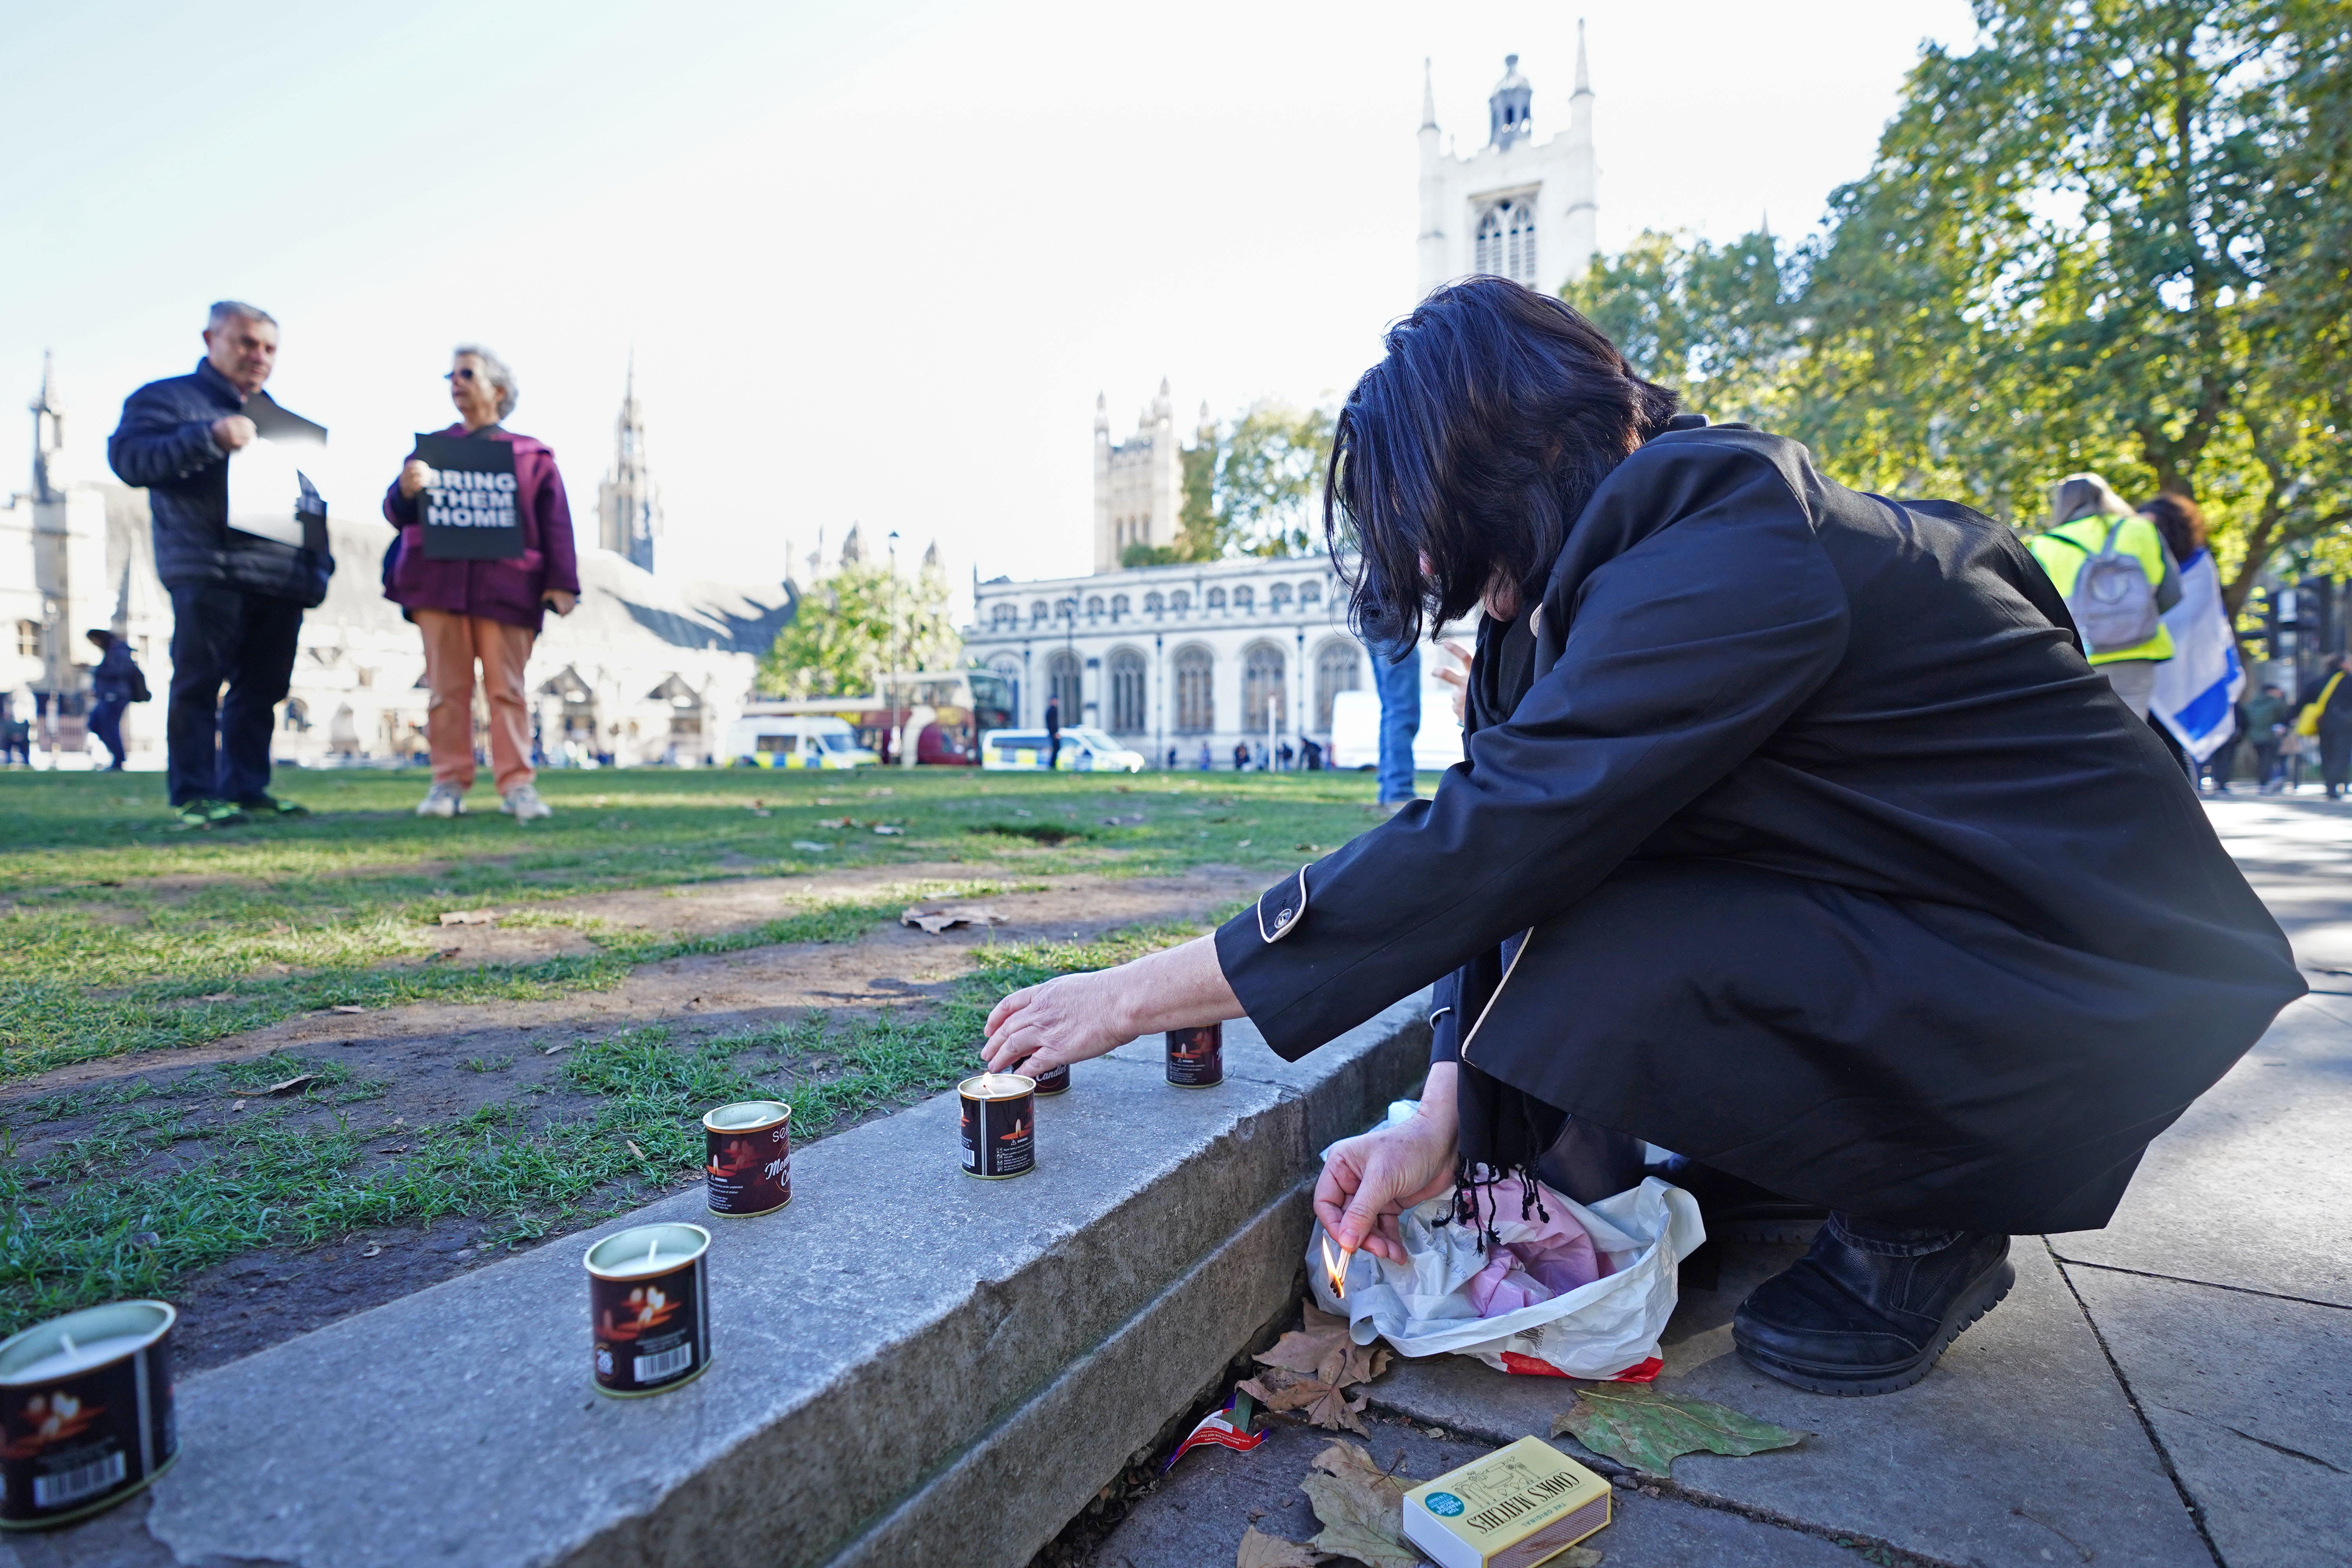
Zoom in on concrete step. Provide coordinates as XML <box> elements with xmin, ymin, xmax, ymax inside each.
<box><xmin>82</xmin><ymin>1000</ymin><xmax>1429</xmax><ymax>1568</ymax></box>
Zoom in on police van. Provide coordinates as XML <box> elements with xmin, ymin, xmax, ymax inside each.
<box><xmin>980</xmin><ymin>727</ymin><xmax>1147</xmax><ymax>773</ymax></box>
<box><xmin>721</xmin><ymin>715</ymin><xmax>879</xmax><ymax>770</ymax></box>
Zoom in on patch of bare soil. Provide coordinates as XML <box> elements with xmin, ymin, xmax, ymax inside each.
<box><xmin>5</xmin><ymin>865</ymin><xmax>1259</xmax><ymax>1375</ymax></box>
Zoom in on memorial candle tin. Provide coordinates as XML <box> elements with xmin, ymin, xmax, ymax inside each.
<box><xmin>1165</xmin><ymin>1024</ymin><xmax>1225</xmax><ymax>1088</ymax></box>
<box><xmin>0</xmin><ymin>1300</ymin><xmax>177</xmax><ymax>1530</ymax></box>
<box><xmin>703</xmin><ymin>1100</ymin><xmax>793</xmax><ymax>1217</ymax></box>
<box><xmin>585</xmin><ymin>1223</ymin><xmax>713</xmax><ymax>1397</ymax></box>
<box><xmin>959</xmin><ymin>1073</ymin><xmax>1037</xmax><ymax>1179</ymax></box>
<box><xmin>1022</xmin><ymin>1058</ymin><xmax>1071</xmax><ymax>1096</ymax></box>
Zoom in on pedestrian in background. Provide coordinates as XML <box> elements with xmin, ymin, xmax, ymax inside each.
<box><xmin>106</xmin><ymin>301</ymin><xmax>331</xmax><ymax>827</ymax></box>
<box><xmin>2245</xmin><ymin>683</ymin><xmax>2289</xmax><ymax>793</ymax></box>
<box><xmin>383</xmin><ymin>346</ymin><xmax>577</xmax><ymax>820</ymax></box>
<box><xmin>2</xmin><ymin>689</ymin><xmax>30</xmax><ymax>767</ymax></box>
<box><xmin>83</xmin><ymin>629</ymin><xmax>148</xmax><ymax>771</ymax></box>
<box><xmin>2026</xmin><ymin>474</ymin><xmax>2181</xmax><ymax>718</ymax></box>
<box><xmin>1043</xmin><ymin>694</ymin><xmax>1061</xmax><ymax>771</ymax></box>
<box><xmin>1371</xmin><ymin>643</ymin><xmax>1421</xmax><ymax>812</ymax></box>
<box><xmin>2299</xmin><ymin>653</ymin><xmax>2352</xmax><ymax>800</ymax></box>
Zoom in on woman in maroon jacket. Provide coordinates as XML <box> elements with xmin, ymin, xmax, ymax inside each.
<box><xmin>382</xmin><ymin>345</ymin><xmax>579</xmax><ymax>819</ymax></box>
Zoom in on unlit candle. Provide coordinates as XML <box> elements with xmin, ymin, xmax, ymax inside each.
<box><xmin>3</xmin><ymin>1332</ymin><xmax>152</xmax><ymax>1383</ymax></box>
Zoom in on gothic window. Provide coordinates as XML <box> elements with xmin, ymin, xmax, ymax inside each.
<box><xmin>281</xmin><ymin>697</ymin><xmax>310</xmax><ymax>733</ymax></box>
<box><xmin>1509</xmin><ymin>202</ymin><xmax>1537</xmax><ymax>283</ymax></box>
<box><xmin>1299</xmin><ymin>580</ymin><xmax>1321</xmax><ymax>605</ymax></box>
<box><xmin>1171</xmin><ymin>590</ymin><xmax>1191</xmax><ymax>613</ymax></box>
<box><xmin>1172</xmin><ymin>645</ymin><xmax>1214</xmax><ymax>733</ymax></box>
<box><xmin>1475</xmin><ymin>206</ymin><xmax>1505</xmax><ymax>275</ymax></box>
<box><xmin>1474</xmin><ymin>200</ymin><xmax>1539</xmax><ymax>285</ymax></box>
<box><xmin>1086</xmin><ymin>595</ymin><xmax>1105</xmax><ymax>618</ymax></box>
<box><xmin>1108</xmin><ymin>648</ymin><xmax>1148</xmax><ymax>734</ymax></box>
<box><xmin>1030</xmin><ymin>600</ymin><xmax>1049</xmax><ymax>625</ymax></box>
<box><xmin>1111</xmin><ymin>594</ymin><xmax>1130</xmax><ymax>621</ymax></box>
<box><xmin>1206</xmin><ymin>587</ymin><xmax>1227</xmax><ymax>610</ymax></box>
<box><xmin>1145</xmin><ymin>591</ymin><xmax>1166</xmax><ymax>615</ymax></box>
<box><xmin>1313</xmin><ymin>640</ymin><xmax>1360</xmax><ymax>731</ymax></box>
<box><xmin>1268</xmin><ymin>583</ymin><xmax>1294</xmax><ymax>612</ymax></box>
<box><xmin>991</xmin><ymin>602</ymin><xmax>1016</xmax><ymax>628</ymax></box>
<box><xmin>1232</xmin><ymin>585</ymin><xmax>1255</xmax><ymax>613</ymax></box>
<box><xmin>1242</xmin><ymin>643</ymin><xmax>1286</xmax><ymax>732</ymax></box>
<box><xmin>1046</xmin><ymin>650</ymin><xmax>1082</xmax><ymax>719</ymax></box>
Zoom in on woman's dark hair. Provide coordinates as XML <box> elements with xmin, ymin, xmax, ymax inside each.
<box><xmin>2138</xmin><ymin>492</ymin><xmax>2206</xmax><ymax>563</ymax></box>
<box><xmin>1325</xmin><ymin>277</ymin><xmax>1681</xmax><ymax>650</ymax></box>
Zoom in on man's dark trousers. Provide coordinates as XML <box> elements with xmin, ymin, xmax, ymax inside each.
<box><xmin>167</xmin><ymin>584</ymin><xmax>303</xmax><ymax>806</ymax></box>
<box><xmin>89</xmin><ymin>696</ymin><xmax>129</xmax><ymax>769</ymax></box>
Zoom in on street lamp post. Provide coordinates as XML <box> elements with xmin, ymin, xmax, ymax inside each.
<box><xmin>887</xmin><ymin>530</ymin><xmax>901</xmax><ymax>765</ymax></box>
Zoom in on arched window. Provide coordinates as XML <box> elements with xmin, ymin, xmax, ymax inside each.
<box><xmin>1313</xmin><ymin>640</ymin><xmax>1360</xmax><ymax>731</ymax></box>
<box><xmin>1299</xmin><ymin>579</ymin><xmax>1321</xmax><ymax>606</ymax></box>
<box><xmin>1111</xmin><ymin>593</ymin><xmax>1130</xmax><ymax>621</ymax></box>
<box><xmin>1108</xmin><ymin>648</ymin><xmax>1148</xmax><ymax>734</ymax></box>
<box><xmin>991</xmin><ymin>602</ymin><xmax>1016</xmax><ymax>628</ymax></box>
<box><xmin>1232</xmin><ymin>585</ymin><xmax>1255</xmax><ymax>613</ymax></box>
<box><xmin>1171</xmin><ymin>590</ymin><xmax>1192</xmax><ymax>613</ymax></box>
<box><xmin>281</xmin><ymin>697</ymin><xmax>310</xmax><ymax>733</ymax></box>
<box><xmin>1172</xmin><ymin>645</ymin><xmax>1214</xmax><ymax>733</ymax></box>
<box><xmin>1475</xmin><ymin>200</ymin><xmax>1538</xmax><ymax>285</ymax></box>
<box><xmin>1206</xmin><ymin>587</ymin><xmax>1227</xmax><ymax>610</ymax></box>
<box><xmin>1475</xmin><ymin>205</ymin><xmax>1506</xmax><ymax>275</ymax></box>
<box><xmin>1046</xmin><ymin>650</ymin><xmax>1082</xmax><ymax>720</ymax></box>
<box><xmin>1085</xmin><ymin>595</ymin><xmax>1105</xmax><ymax>618</ymax></box>
<box><xmin>989</xmin><ymin>654</ymin><xmax>1022</xmax><ymax>719</ymax></box>
<box><xmin>1268</xmin><ymin>582</ymin><xmax>1294</xmax><ymax>612</ymax></box>
<box><xmin>1508</xmin><ymin>201</ymin><xmax>1537</xmax><ymax>284</ymax></box>
<box><xmin>1242</xmin><ymin>643</ymin><xmax>1286</xmax><ymax>733</ymax></box>
<box><xmin>1030</xmin><ymin>600</ymin><xmax>1049</xmax><ymax>625</ymax></box>
<box><xmin>1145</xmin><ymin>591</ymin><xmax>1165</xmax><ymax>615</ymax></box>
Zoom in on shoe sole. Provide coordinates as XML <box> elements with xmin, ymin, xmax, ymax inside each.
<box><xmin>1733</xmin><ymin>1256</ymin><xmax>2016</xmax><ymax>1396</ymax></box>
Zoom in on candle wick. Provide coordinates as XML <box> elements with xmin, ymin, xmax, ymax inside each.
<box><xmin>646</xmin><ymin>1240</ymin><xmax>660</xmax><ymax>1267</ymax></box>
<box><xmin>59</xmin><ymin>1332</ymin><xmax>77</xmax><ymax>1355</ymax></box>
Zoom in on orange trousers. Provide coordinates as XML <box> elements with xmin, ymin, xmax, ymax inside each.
<box><xmin>414</xmin><ymin>610</ymin><xmax>536</xmax><ymax>793</ymax></box>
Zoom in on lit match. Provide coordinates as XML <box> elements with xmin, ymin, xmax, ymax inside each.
<box><xmin>1321</xmin><ymin>1232</ymin><xmax>1354</xmax><ymax>1300</ymax></box>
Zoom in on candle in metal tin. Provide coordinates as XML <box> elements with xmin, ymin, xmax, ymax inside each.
<box><xmin>0</xmin><ymin>1300</ymin><xmax>178</xmax><ymax>1530</ymax></box>
<box><xmin>702</xmin><ymin>1100</ymin><xmax>793</xmax><ymax>1216</ymax></box>
<box><xmin>1011</xmin><ymin>1055</ymin><xmax>1070</xmax><ymax>1095</ymax></box>
<box><xmin>584</xmin><ymin>1223</ymin><xmax>713</xmax><ymax>1397</ymax></box>
<box><xmin>1165</xmin><ymin>1024</ymin><xmax>1224</xmax><ymax>1087</ymax></box>
<box><xmin>959</xmin><ymin>1072</ymin><xmax>1037</xmax><ymax>1178</ymax></box>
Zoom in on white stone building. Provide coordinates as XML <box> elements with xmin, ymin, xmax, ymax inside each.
<box><xmin>1419</xmin><ymin>31</ymin><xmax>1599</xmax><ymax>298</ymax></box>
<box><xmin>0</xmin><ymin>357</ymin><xmax>791</xmax><ymax>772</ymax></box>
<box><xmin>1093</xmin><ymin>381</ymin><xmax>1212</xmax><ymax>572</ymax></box>
<box><xmin>595</xmin><ymin>356</ymin><xmax>662</xmax><ymax>573</ymax></box>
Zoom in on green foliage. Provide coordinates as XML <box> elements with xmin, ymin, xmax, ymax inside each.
<box><xmin>759</xmin><ymin>557</ymin><xmax>960</xmax><ymax>699</ymax></box>
<box><xmin>1566</xmin><ymin>1</ymin><xmax>2352</xmax><ymax>612</ymax></box>
<box><xmin>1218</xmin><ymin>402</ymin><xmax>1338</xmax><ymax>557</ymax></box>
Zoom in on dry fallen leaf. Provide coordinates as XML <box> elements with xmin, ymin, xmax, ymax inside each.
<box><xmin>1237</xmin><ymin>1368</ymin><xmax>1371</xmax><ymax>1436</ymax></box>
<box><xmin>541</xmin><ymin>1041</ymin><xmax>576</xmax><ymax>1055</ymax></box>
<box><xmin>1236</xmin><ymin>838</ymin><xmax>1253</xmax><ymax>849</ymax></box>
<box><xmin>230</xmin><ymin>1099</ymin><xmax>246</xmax><ymax>1112</ymax></box>
<box><xmin>1234</xmin><ymin>1526</ymin><xmax>1321</xmax><ymax>1568</ymax></box>
<box><xmin>331</xmin><ymin>1004</ymin><xmax>366</xmax><ymax>1015</ymax></box>
<box><xmin>1299</xmin><ymin>1441</ymin><xmax>1416</xmax><ymax>1568</ymax></box>
<box><xmin>361</xmin><ymin>1243</ymin><xmax>382</xmax><ymax>1258</ymax></box>
<box><xmin>626</xmin><ymin>1140</ymin><xmax>647</xmax><ymax>1160</ymax></box>
<box><xmin>198</xmin><ymin>991</ymin><xmax>236</xmax><ymax>1002</ymax></box>
<box><xmin>816</xmin><ymin>817</ymin><xmax>856</xmax><ymax>829</ymax></box>
<box><xmin>900</xmin><ymin>902</ymin><xmax>1008</xmax><ymax>934</ymax></box>
<box><xmin>1553</xmin><ymin>1386</ymin><xmax>1807</xmax><ymax>1478</ymax></box>
<box><xmin>265</xmin><ymin>1074</ymin><xmax>316</xmax><ymax>1096</ymax></box>
<box><xmin>1256</xmin><ymin>1303</ymin><xmax>1388</xmax><ymax>1389</ymax></box>
<box><xmin>872</xmin><ymin>824</ymin><xmax>906</xmax><ymax>835</ymax></box>
<box><xmin>1561</xmin><ymin>1549</ymin><xmax>1605</xmax><ymax>1566</ymax></box>
<box><xmin>437</xmin><ymin>909</ymin><xmax>497</xmax><ymax>926</ymax></box>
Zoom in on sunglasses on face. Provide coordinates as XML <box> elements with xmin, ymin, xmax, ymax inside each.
<box><xmin>446</xmin><ymin>367</ymin><xmax>480</xmax><ymax>382</ymax></box>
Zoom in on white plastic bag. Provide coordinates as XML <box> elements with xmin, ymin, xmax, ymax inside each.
<box><xmin>1308</xmin><ymin>1176</ymin><xmax>1704</xmax><ymax>1380</ymax></box>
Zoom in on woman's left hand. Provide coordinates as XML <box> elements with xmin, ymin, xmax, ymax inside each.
<box><xmin>543</xmin><ymin>590</ymin><xmax>577</xmax><ymax>616</ymax></box>
<box><xmin>981</xmin><ymin>933</ymin><xmax>1240</xmax><ymax>1075</ymax></box>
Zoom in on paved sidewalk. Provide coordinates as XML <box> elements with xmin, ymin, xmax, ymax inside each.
<box><xmin>1101</xmin><ymin>797</ymin><xmax>2352</xmax><ymax>1568</ymax></box>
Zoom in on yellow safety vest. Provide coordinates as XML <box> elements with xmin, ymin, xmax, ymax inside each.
<box><xmin>2026</xmin><ymin>514</ymin><xmax>2176</xmax><ymax>664</ymax></box>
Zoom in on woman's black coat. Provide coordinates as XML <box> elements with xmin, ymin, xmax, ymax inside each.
<box><xmin>1214</xmin><ymin>420</ymin><xmax>2301</xmax><ymax>1234</ymax></box>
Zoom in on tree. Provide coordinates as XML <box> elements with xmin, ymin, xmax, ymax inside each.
<box><xmin>1564</xmin><ymin>228</ymin><xmax>1797</xmax><ymax>428</ymax></box>
<box><xmin>1780</xmin><ymin>0</ymin><xmax>2352</xmax><ymax>612</ymax></box>
<box><xmin>757</xmin><ymin>559</ymin><xmax>960</xmax><ymax>699</ymax></box>
<box><xmin>1121</xmin><ymin>401</ymin><xmax>1338</xmax><ymax>564</ymax></box>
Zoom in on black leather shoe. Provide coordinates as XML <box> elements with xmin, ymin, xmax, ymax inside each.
<box><xmin>1648</xmin><ymin>1155</ymin><xmax>1826</xmax><ymax>1243</ymax></box>
<box><xmin>1732</xmin><ymin>1215</ymin><xmax>2014</xmax><ymax>1396</ymax></box>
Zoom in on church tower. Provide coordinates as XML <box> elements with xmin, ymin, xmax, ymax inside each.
<box><xmin>596</xmin><ymin>357</ymin><xmax>662</xmax><ymax>573</ymax></box>
<box><xmin>1416</xmin><ymin>25</ymin><xmax>1600</xmax><ymax>301</ymax></box>
<box><xmin>1093</xmin><ymin>379</ymin><xmax>1183</xmax><ymax>573</ymax></box>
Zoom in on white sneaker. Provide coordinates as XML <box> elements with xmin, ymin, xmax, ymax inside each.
<box><xmin>416</xmin><ymin>782</ymin><xmax>466</xmax><ymax>818</ymax></box>
<box><xmin>501</xmin><ymin>782</ymin><xmax>552</xmax><ymax>821</ymax></box>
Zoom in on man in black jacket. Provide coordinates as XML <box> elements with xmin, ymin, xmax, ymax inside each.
<box><xmin>108</xmin><ymin>302</ymin><xmax>331</xmax><ymax>826</ymax></box>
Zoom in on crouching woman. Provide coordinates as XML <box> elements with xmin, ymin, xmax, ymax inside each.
<box><xmin>980</xmin><ymin>278</ymin><xmax>2301</xmax><ymax>1396</ymax></box>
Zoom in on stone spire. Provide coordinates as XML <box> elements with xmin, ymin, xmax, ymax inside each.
<box><xmin>597</xmin><ymin>353</ymin><xmax>662</xmax><ymax>573</ymax></box>
<box><xmin>30</xmin><ymin>350</ymin><xmax>65</xmax><ymax>502</ymax></box>
<box><xmin>1421</xmin><ymin>57</ymin><xmax>1437</xmax><ymax>131</ymax></box>
<box><xmin>1563</xmin><ymin>21</ymin><xmax>1599</xmax><ymax>283</ymax></box>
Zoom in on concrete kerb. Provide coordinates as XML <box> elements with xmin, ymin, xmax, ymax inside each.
<box><xmin>108</xmin><ymin>996</ymin><xmax>1429</xmax><ymax>1568</ymax></box>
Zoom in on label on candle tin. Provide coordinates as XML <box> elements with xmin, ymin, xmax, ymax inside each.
<box><xmin>0</xmin><ymin>1322</ymin><xmax>175</xmax><ymax>1529</ymax></box>
<box><xmin>1166</xmin><ymin>1024</ymin><xmax>1224</xmax><ymax>1088</ymax></box>
<box><xmin>704</xmin><ymin>1105</ymin><xmax>792</xmax><ymax>1217</ymax></box>
<box><xmin>590</xmin><ymin>1253</ymin><xmax>710</xmax><ymax>1396</ymax></box>
<box><xmin>1024</xmin><ymin>1060</ymin><xmax>1070</xmax><ymax>1096</ymax></box>
<box><xmin>960</xmin><ymin>1084</ymin><xmax>1035</xmax><ymax>1178</ymax></box>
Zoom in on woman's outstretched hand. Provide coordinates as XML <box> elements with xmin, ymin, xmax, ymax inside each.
<box><xmin>1314</xmin><ymin>1062</ymin><xmax>1461</xmax><ymax>1264</ymax></box>
<box><xmin>981</xmin><ymin>933</ymin><xmax>1240</xmax><ymax>1076</ymax></box>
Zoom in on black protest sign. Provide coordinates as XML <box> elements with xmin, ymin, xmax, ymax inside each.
<box><xmin>415</xmin><ymin>433</ymin><xmax>524</xmax><ymax>560</ymax></box>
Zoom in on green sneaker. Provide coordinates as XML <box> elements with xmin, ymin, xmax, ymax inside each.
<box><xmin>238</xmin><ymin>793</ymin><xmax>310</xmax><ymax>818</ymax></box>
<box><xmin>176</xmin><ymin>799</ymin><xmax>249</xmax><ymax>828</ymax></box>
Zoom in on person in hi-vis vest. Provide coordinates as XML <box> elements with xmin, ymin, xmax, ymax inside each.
<box><xmin>2026</xmin><ymin>473</ymin><xmax>2181</xmax><ymax>718</ymax></box>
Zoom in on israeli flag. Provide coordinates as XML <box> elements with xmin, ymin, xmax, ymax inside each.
<box><xmin>2152</xmin><ymin>550</ymin><xmax>2245</xmax><ymax>762</ymax></box>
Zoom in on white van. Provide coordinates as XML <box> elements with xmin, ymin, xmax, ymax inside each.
<box><xmin>1328</xmin><ymin>689</ymin><xmax>1465</xmax><ymax>773</ymax></box>
<box><xmin>980</xmin><ymin>727</ymin><xmax>1147</xmax><ymax>773</ymax></box>
<box><xmin>721</xmin><ymin>715</ymin><xmax>879</xmax><ymax>770</ymax></box>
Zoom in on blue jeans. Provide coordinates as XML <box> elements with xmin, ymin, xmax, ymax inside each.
<box><xmin>1372</xmin><ymin>644</ymin><xmax>1421</xmax><ymax>803</ymax></box>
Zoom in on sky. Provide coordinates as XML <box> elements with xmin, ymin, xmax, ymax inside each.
<box><xmin>3</xmin><ymin>0</ymin><xmax>1976</xmax><ymax>604</ymax></box>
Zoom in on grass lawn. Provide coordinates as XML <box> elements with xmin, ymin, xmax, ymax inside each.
<box><xmin>0</xmin><ymin>764</ymin><xmax>1394</xmax><ymax>1080</ymax></box>
<box><xmin>0</xmin><ymin>764</ymin><xmax>1398</xmax><ymax>1338</ymax></box>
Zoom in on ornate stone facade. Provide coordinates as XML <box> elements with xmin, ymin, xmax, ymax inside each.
<box><xmin>1419</xmin><ymin>30</ymin><xmax>1599</xmax><ymax>299</ymax></box>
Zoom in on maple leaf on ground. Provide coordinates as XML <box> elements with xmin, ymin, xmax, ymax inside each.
<box><xmin>1255</xmin><ymin>1303</ymin><xmax>1391</xmax><ymax>1391</ymax></box>
<box><xmin>1553</xmin><ymin>1385</ymin><xmax>1807</xmax><ymax>1478</ymax></box>
<box><xmin>1234</xmin><ymin>1525</ymin><xmax>1322</xmax><ymax>1568</ymax></box>
<box><xmin>1237</xmin><ymin>1368</ymin><xmax>1371</xmax><ymax>1435</ymax></box>
<box><xmin>1299</xmin><ymin>1441</ymin><xmax>1417</xmax><ymax>1568</ymax></box>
